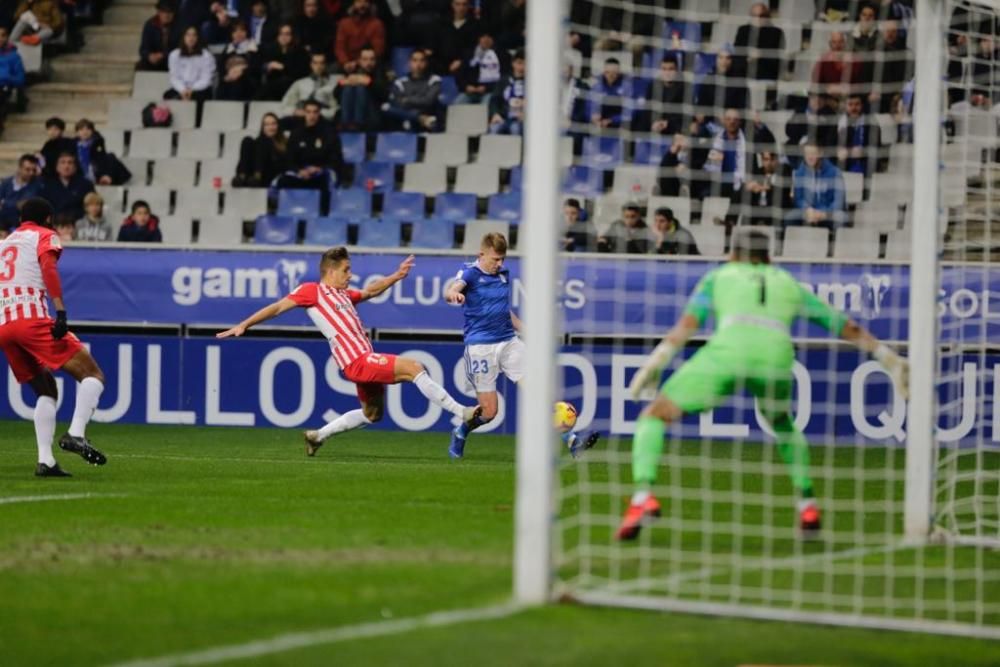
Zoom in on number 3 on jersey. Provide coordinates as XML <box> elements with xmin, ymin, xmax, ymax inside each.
<box><xmin>0</xmin><ymin>246</ymin><xmax>18</xmax><ymax>281</ymax></box>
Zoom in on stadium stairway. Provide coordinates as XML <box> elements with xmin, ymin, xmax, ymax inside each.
<box><xmin>0</xmin><ymin>0</ymin><xmax>138</xmax><ymax>174</ymax></box>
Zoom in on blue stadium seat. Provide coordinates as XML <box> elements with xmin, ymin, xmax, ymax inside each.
<box><xmin>277</xmin><ymin>189</ymin><xmax>321</xmax><ymax>217</ymax></box>
<box><xmin>390</xmin><ymin>46</ymin><xmax>415</xmax><ymax>77</ymax></box>
<box><xmin>439</xmin><ymin>76</ymin><xmax>459</xmax><ymax>105</ymax></box>
<box><xmin>356</xmin><ymin>217</ymin><xmax>402</xmax><ymax>247</ymax></box>
<box><xmin>409</xmin><ymin>218</ymin><xmax>455</xmax><ymax>249</ymax></box>
<box><xmin>581</xmin><ymin>137</ymin><xmax>625</xmax><ymax>167</ymax></box>
<box><xmin>383</xmin><ymin>191</ymin><xmax>425</xmax><ymax>219</ymax></box>
<box><xmin>329</xmin><ymin>187</ymin><xmax>372</xmax><ymax>217</ymax></box>
<box><xmin>341</xmin><ymin>132</ymin><xmax>366</xmax><ymax>163</ymax></box>
<box><xmin>633</xmin><ymin>138</ymin><xmax>672</xmax><ymax>165</ymax></box>
<box><xmin>433</xmin><ymin>192</ymin><xmax>478</xmax><ymax>222</ymax></box>
<box><xmin>253</xmin><ymin>214</ymin><xmax>297</xmax><ymax>244</ymax></box>
<box><xmin>509</xmin><ymin>165</ymin><xmax>523</xmax><ymax>191</ymax></box>
<box><xmin>562</xmin><ymin>166</ymin><xmax>605</xmax><ymax>197</ymax></box>
<box><xmin>304</xmin><ymin>216</ymin><xmax>349</xmax><ymax>246</ymax></box>
<box><xmin>486</xmin><ymin>192</ymin><xmax>522</xmax><ymax>224</ymax></box>
<box><xmin>374</xmin><ymin>132</ymin><xmax>418</xmax><ymax>163</ymax></box>
<box><xmin>353</xmin><ymin>161</ymin><xmax>396</xmax><ymax>192</ymax></box>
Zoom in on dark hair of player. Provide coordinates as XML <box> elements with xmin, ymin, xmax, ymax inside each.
<box><xmin>19</xmin><ymin>197</ymin><xmax>54</xmax><ymax>228</ymax></box>
<box><xmin>320</xmin><ymin>246</ymin><xmax>350</xmax><ymax>274</ymax></box>
<box><xmin>731</xmin><ymin>229</ymin><xmax>770</xmax><ymax>264</ymax></box>
<box><xmin>480</xmin><ymin>232</ymin><xmax>508</xmax><ymax>255</ymax></box>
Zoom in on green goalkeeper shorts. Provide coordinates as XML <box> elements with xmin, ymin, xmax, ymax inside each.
<box><xmin>661</xmin><ymin>345</ymin><xmax>794</xmax><ymax>416</ymax></box>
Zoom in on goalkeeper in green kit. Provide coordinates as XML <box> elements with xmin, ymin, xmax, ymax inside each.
<box><xmin>617</xmin><ymin>230</ymin><xmax>910</xmax><ymax>540</ymax></box>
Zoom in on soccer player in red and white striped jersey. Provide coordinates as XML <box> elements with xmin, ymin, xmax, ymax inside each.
<box><xmin>0</xmin><ymin>198</ymin><xmax>108</xmax><ymax>476</ymax></box>
<box><xmin>217</xmin><ymin>247</ymin><xmax>481</xmax><ymax>455</ymax></box>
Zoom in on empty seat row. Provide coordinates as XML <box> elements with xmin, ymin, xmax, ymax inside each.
<box><xmin>275</xmin><ymin>188</ymin><xmax>522</xmax><ymax>223</ymax></box>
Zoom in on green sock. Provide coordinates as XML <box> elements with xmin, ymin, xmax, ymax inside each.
<box><xmin>632</xmin><ymin>416</ymin><xmax>666</xmax><ymax>486</ymax></box>
<box><xmin>772</xmin><ymin>413</ymin><xmax>813</xmax><ymax>495</ymax></box>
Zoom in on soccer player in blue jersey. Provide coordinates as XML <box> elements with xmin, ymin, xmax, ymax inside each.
<box><xmin>444</xmin><ymin>232</ymin><xmax>599</xmax><ymax>458</ymax></box>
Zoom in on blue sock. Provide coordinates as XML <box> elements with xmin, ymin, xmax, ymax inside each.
<box><xmin>456</xmin><ymin>422</ymin><xmax>470</xmax><ymax>438</ymax></box>
<box><xmin>561</xmin><ymin>431</ymin><xmax>576</xmax><ymax>448</ymax></box>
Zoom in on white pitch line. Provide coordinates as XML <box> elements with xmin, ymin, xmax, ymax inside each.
<box><xmin>0</xmin><ymin>493</ymin><xmax>125</xmax><ymax>506</ymax></box>
<box><xmin>106</xmin><ymin>602</ymin><xmax>522</xmax><ymax>667</ymax></box>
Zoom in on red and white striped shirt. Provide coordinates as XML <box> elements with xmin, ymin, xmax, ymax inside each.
<box><xmin>287</xmin><ymin>282</ymin><xmax>373</xmax><ymax>369</ymax></box>
<box><xmin>0</xmin><ymin>223</ymin><xmax>61</xmax><ymax>326</ymax></box>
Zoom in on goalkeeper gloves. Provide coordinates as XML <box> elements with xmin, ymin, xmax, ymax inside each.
<box><xmin>51</xmin><ymin>310</ymin><xmax>68</xmax><ymax>340</ymax></box>
<box><xmin>628</xmin><ymin>340</ymin><xmax>679</xmax><ymax>400</ymax></box>
<box><xmin>874</xmin><ymin>344</ymin><xmax>909</xmax><ymax>400</ymax></box>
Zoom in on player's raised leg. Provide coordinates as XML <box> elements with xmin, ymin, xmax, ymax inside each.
<box><xmin>394</xmin><ymin>355</ymin><xmax>480</xmax><ymax>423</ymax></box>
<box><xmin>57</xmin><ymin>349</ymin><xmax>107</xmax><ymax>466</ymax></box>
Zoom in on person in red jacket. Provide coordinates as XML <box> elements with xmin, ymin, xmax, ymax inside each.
<box><xmin>334</xmin><ymin>0</ymin><xmax>385</xmax><ymax>73</ymax></box>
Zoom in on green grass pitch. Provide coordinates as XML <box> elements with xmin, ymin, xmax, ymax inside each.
<box><xmin>1</xmin><ymin>421</ymin><xmax>999</xmax><ymax>666</ymax></box>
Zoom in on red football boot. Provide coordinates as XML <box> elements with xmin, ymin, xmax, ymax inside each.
<box><xmin>615</xmin><ymin>495</ymin><xmax>662</xmax><ymax>541</ymax></box>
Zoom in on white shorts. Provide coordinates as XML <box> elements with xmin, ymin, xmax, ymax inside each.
<box><xmin>464</xmin><ymin>337</ymin><xmax>524</xmax><ymax>393</ymax></box>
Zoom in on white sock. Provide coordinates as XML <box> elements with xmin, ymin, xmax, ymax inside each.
<box><xmin>631</xmin><ymin>490</ymin><xmax>651</xmax><ymax>506</ymax></box>
<box><xmin>412</xmin><ymin>371</ymin><xmax>465</xmax><ymax>417</ymax></box>
<box><xmin>317</xmin><ymin>409</ymin><xmax>371</xmax><ymax>441</ymax></box>
<box><xmin>34</xmin><ymin>396</ymin><xmax>57</xmax><ymax>466</ymax></box>
<box><xmin>68</xmin><ymin>377</ymin><xmax>104</xmax><ymax>439</ymax></box>
<box><xmin>797</xmin><ymin>498</ymin><xmax>818</xmax><ymax>512</ymax></box>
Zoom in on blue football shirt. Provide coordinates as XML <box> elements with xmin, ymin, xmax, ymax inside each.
<box><xmin>455</xmin><ymin>261</ymin><xmax>516</xmax><ymax>344</ymax></box>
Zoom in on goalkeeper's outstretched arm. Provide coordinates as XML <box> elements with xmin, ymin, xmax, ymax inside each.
<box><xmin>839</xmin><ymin>319</ymin><xmax>910</xmax><ymax>399</ymax></box>
<box><xmin>627</xmin><ymin>313</ymin><xmax>701</xmax><ymax>398</ymax></box>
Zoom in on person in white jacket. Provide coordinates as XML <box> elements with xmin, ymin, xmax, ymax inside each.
<box><xmin>165</xmin><ymin>26</ymin><xmax>216</xmax><ymax>103</ymax></box>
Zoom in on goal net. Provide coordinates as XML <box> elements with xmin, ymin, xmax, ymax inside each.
<box><xmin>538</xmin><ymin>0</ymin><xmax>1000</xmax><ymax>638</ymax></box>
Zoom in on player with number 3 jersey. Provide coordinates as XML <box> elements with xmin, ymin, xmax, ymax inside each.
<box><xmin>0</xmin><ymin>198</ymin><xmax>108</xmax><ymax>477</ymax></box>
<box><xmin>217</xmin><ymin>247</ymin><xmax>481</xmax><ymax>456</ymax></box>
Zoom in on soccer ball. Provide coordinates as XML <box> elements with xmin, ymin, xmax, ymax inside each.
<box><xmin>553</xmin><ymin>401</ymin><xmax>578</xmax><ymax>432</ymax></box>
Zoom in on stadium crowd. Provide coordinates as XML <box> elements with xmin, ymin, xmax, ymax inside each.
<box><xmin>0</xmin><ymin>0</ymin><xmax>994</xmax><ymax>256</ymax></box>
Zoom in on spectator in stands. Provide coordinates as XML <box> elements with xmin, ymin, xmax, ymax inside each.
<box><xmin>703</xmin><ymin>108</ymin><xmax>748</xmax><ymax>200</ymax></box>
<box><xmin>785</xmin><ymin>142</ymin><xmax>847</xmax><ymax>230</ymax></box>
<box><xmin>39</xmin><ymin>117</ymin><xmax>75</xmax><ymax>177</ymax></box>
<box><xmin>742</xmin><ymin>148</ymin><xmax>793</xmax><ymax>225</ymax></box>
<box><xmin>247</xmin><ymin>0</ymin><xmax>277</xmax><ymax>46</ymax></box>
<box><xmin>597</xmin><ymin>202</ymin><xmax>652</xmax><ymax>254</ymax></box>
<box><xmin>166</xmin><ymin>27</ymin><xmax>216</xmax><ymax>103</ymax></box>
<box><xmin>117</xmin><ymin>200</ymin><xmax>163</xmax><ymax>243</ymax></box>
<box><xmin>869</xmin><ymin>20</ymin><xmax>913</xmax><ymax>113</ymax></box>
<box><xmin>75</xmin><ymin>192</ymin><xmax>112</xmax><ymax>241</ymax></box>
<box><xmin>633</xmin><ymin>56</ymin><xmax>687</xmax><ymax>136</ymax></box>
<box><xmin>455</xmin><ymin>31</ymin><xmax>506</xmax><ymax>104</ymax></box>
<box><xmin>334</xmin><ymin>46</ymin><xmax>387</xmax><ymax>130</ymax></box>
<box><xmin>10</xmin><ymin>0</ymin><xmax>64</xmax><ymax>46</ymax></box>
<box><xmin>497</xmin><ymin>0</ymin><xmax>526</xmax><ymax>50</ymax></box>
<box><xmin>891</xmin><ymin>91</ymin><xmax>912</xmax><ymax>143</ymax></box>
<box><xmin>54</xmin><ymin>217</ymin><xmax>75</xmax><ymax>242</ymax></box>
<box><xmin>280</xmin><ymin>51</ymin><xmax>340</xmax><ymax>123</ymax></box>
<box><xmin>334</xmin><ymin>0</ymin><xmax>386</xmax><ymax>73</ymax></box>
<box><xmin>695</xmin><ymin>46</ymin><xmax>750</xmax><ymax>127</ymax></box>
<box><xmin>176</xmin><ymin>0</ymin><xmax>211</xmax><ymax>37</ymax></box>
<box><xmin>561</xmin><ymin>198</ymin><xmax>596</xmax><ymax>252</ymax></box>
<box><xmin>659</xmin><ymin>133</ymin><xmax>704</xmax><ymax>198</ymax></box>
<box><xmin>561</xmin><ymin>62</ymin><xmax>589</xmax><ymax>129</ymax></box>
<box><xmin>257</xmin><ymin>23</ymin><xmax>310</xmax><ymax>100</ymax></box>
<box><xmin>591</xmin><ymin>0</ymin><xmax>661</xmax><ymax>65</ymax></box>
<box><xmin>201</xmin><ymin>1</ymin><xmax>236</xmax><ymax>46</ymax></box>
<box><xmin>41</xmin><ymin>152</ymin><xmax>95</xmax><ymax>224</ymax></box>
<box><xmin>436</xmin><ymin>0</ymin><xmax>481</xmax><ymax>75</ymax></box>
<box><xmin>0</xmin><ymin>154</ymin><xmax>42</xmax><ymax>230</ymax></box>
<box><xmin>836</xmin><ymin>94</ymin><xmax>881</xmax><ymax>176</ymax></box>
<box><xmin>292</xmin><ymin>0</ymin><xmax>332</xmax><ymax>54</ymax></box>
<box><xmin>589</xmin><ymin>57</ymin><xmax>636</xmax><ymax>129</ymax></box>
<box><xmin>383</xmin><ymin>49</ymin><xmax>443</xmax><ymax>131</ymax></box>
<box><xmin>652</xmin><ymin>207</ymin><xmax>699</xmax><ymax>256</ymax></box>
<box><xmin>0</xmin><ymin>26</ymin><xmax>26</xmax><ymax>130</ymax></box>
<box><xmin>138</xmin><ymin>0</ymin><xmax>180</xmax><ymax>72</ymax></box>
<box><xmin>395</xmin><ymin>0</ymin><xmax>448</xmax><ymax>49</ymax></box>
<box><xmin>785</xmin><ymin>94</ymin><xmax>839</xmax><ymax>160</ymax></box>
<box><xmin>234</xmin><ymin>111</ymin><xmax>289</xmax><ymax>186</ymax></box>
<box><xmin>813</xmin><ymin>31</ymin><xmax>861</xmax><ymax>100</ymax></box>
<box><xmin>851</xmin><ymin>3</ymin><xmax>881</xmax><ymax>52</ymax></box>
<box><xmin>733</xmin><ymin>2</ymin><xmax>785</xmax><ymax>82</ymax></box>
<box><xmin>277</xmin><ymin>99</ymin><xmax>345</xmax><ymax>194</ymax></box>
<box><xmin>488</xmin><ymin>49</ymin><xmax>524</xmax><ymax>135</ymax></box>
<box><xmin>74</xmin><ymin>119</ymin><xmax>110</xmax><ymax>185</ymax></box>
<box><xmin>216</xmin><ymin>20</ymin><xmax>261</xmax><ymax>101</ymax></box>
